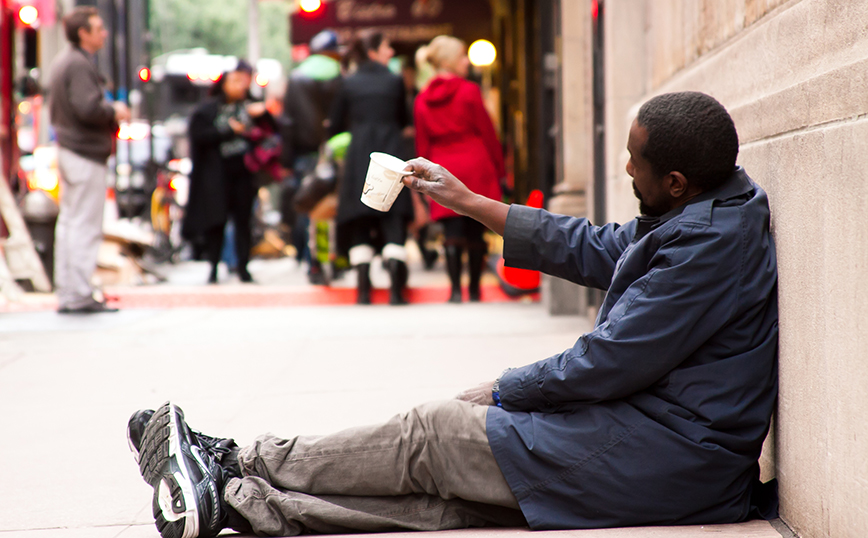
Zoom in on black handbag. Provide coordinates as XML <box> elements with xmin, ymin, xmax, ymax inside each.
<box><xmin>293</xmin><ymin>158</ymin><xmax>337</xmax><ymax>214</ymax></box>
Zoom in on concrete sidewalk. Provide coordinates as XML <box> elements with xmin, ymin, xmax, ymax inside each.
<box><xmin>0</xmin><ymin>297</ymin><xmax>788</xmax><ymax>537</ymax></box>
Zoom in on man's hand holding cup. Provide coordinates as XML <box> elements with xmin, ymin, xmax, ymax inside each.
<box><xmin>402</xmin><ymin>157</ymin><xmax>476</xmax><ymax>216</ymax></box>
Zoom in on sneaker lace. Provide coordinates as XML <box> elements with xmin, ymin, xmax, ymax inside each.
<box><xmin>191</xmin><ymin>429</ymin><xmax>235</xmax><ymax>458</ymax></box>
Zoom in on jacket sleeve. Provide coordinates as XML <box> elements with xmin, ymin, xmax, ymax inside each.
<box><xmin>465</xmin><ymin>83</ymin><xmax>505</xmax><ymax>179</ymax></box>
<box><xmin>498</xmin><ymin>224</ymin><xmax>739</xmax><ymax>410</ymax></box>
<box><xmin>396</xmin><ymin>77</ymin><xmax>410</xmax><ymax>129</ymax></box>
<box><xmin>188</xmin><ymin>105</ymin><xmax>233</xmax><ymax>147</ymax></box>
<box><xmin>414</xmin><ymin>99</ymin><xmax>431</xmax><ymax>159</ymax></box>
<box><xmin>327</xmin><ymin>84</ymin><xmax>349</xmax><ymax>138</ymax></box>
<box><xmin>66</xmin><ymin>68</ymin><xmax>115</xmax><ymax>129</ymax></box>
<box><xmin>503</xmin><ymin>204</ymin><xmax>632</xmax><ymax>289</ymax></box>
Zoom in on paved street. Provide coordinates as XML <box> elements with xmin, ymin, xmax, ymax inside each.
<box><xmin>0</xmin><ymin>283</ymin><xmax>589</xmax><ymax>538</ymax></box>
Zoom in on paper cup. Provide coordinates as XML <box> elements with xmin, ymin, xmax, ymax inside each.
<box><xmin>360</xmin><ymin>152</ymin><xmax>411</xmax><ymax>212</ymax></box>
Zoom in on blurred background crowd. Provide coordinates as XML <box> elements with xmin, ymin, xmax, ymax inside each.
<box><xmin>0</xmin><ymin>0</ymin><xmax>552</xmax><ymax>306</ymax></box>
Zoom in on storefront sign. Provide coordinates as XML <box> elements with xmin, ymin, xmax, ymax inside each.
<box><xmin>291</xmin><ymin>0</ymin><xmax>491</xmax><ymax>45</ymax></box>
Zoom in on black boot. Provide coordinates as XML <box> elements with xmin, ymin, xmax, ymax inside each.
<box><xmin>387</xmin><ymin>259</ymin><xmax>408</xmax><ymax>305</ymax></box>
<box><xmin>417</xmin><ymin>226</ymin><xmax>438</xmax><ymax>270</ymax></box>
<box><xmin>468</xmin><ymin>247</ymin><xmax>486</xmax><ymax>302</ymax></box>
<box><xmin>444</xmin><ymin>245</ymin><xmax>463</xmax><ymax>303</ymax></box>
<box><xmin>356</xmin><ymin>263</ymin><xmax>371</xmax><ymax>305</ymax></box>
<box><xmin>208</xmin><ymin>263</ymin><xmax>219</xmax><ymax>284</ymax></box>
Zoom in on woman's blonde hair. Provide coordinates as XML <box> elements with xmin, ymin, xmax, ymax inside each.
<box><xmin>414</xmin><ymin>45</ymin><xmax>435</xmax><ymax>89</ymax></box>
<box><xmin>425</xmin><ymin>35</ymin><xmax>466</xmax><ymax>73</ymax></box>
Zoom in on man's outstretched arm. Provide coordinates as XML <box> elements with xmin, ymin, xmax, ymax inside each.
<box><xmin>404</xmin><ymin>157</ymin><xmax>629</xmax><ymax>288</ymax></box>
<box><xmin>403</xmin><ymin>158</ymin><xmax>509</xmax><ymax>236</ymax></box>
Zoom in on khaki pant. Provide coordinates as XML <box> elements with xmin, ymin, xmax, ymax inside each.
<box><xmin>54</xmin><ymin>147</ymin><xmax>107</xmax><ymax>309</ymax></box>
<box><xmin>227</xmin><ymin>400</ymin><xmax>524</xmax><ymax>536</ymax></box>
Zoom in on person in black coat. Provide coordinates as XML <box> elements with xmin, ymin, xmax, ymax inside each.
<box><xmin>329</xmin><ymin>31</ymin><xmax>412</xmax><ymax>305</ymax></box>
<box><xmin>181</xmin><ymin>61</ymin><xmax>272</xmax><ymax>284</ymax></box>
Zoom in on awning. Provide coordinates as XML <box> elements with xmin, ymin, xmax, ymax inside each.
<box><xmin>291</xmin><ymin>0</ymin><xmax>493</xmax><ymax>46</ymax></box>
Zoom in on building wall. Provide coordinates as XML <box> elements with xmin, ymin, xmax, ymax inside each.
<box><xmin>601</xmin><ymin>1</ymin><xmax>868</xmax><ymax>536</ymax></box>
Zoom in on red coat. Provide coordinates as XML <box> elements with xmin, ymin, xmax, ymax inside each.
<box><xmin>414</xmin><ymin>76</ymin><xmax>504</xmax><ymax>221</ymax></box>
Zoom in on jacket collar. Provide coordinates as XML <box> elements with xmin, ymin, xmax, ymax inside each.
<box><xmin>633</xmin><ymin>167</ymin><xmax>755</xmax><ymax>241</ymax></box>
<box><xmin>358</xmin><ymin>60</ymin><xmax>390</xmax><ymax>74</ymax></box>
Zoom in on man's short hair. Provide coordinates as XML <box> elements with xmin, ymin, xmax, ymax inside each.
<box><xmin>63</xmin><ymin>6</ymin><xmax>100</xmax><ymax>46</ymax></box>
<box><xmin>637</xmin><ymin>91</ymin><xmax>739</xmax><ymax>192</ymax></box>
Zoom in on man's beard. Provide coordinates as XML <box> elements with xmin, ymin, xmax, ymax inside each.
<box><xmin>633</xmin><ymin>182</ymin><xmax>668</xmax><ymax>217</ymax></box>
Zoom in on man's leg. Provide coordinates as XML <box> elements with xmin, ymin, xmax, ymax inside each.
<box><xmin>54</xmin><ymin>148</ymin><xmax>106</xmax><ymax>309</ymax></box>
<box><xmin>225</xmin><ymin>399</ymin><xmax>520</xmax><ymax>533</ymax></box>
<box><xmin>226</xmin><ymin>477</ymin><xmax>525</xmax><ymax>537</ymax></box>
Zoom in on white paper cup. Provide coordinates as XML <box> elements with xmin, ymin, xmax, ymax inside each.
<box><xmin>360</xmin><ymin>152</ymin><xmax>411</xmax><ymax>212</ymax></box>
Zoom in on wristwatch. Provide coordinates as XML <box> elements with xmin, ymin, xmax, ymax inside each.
<box><xmin>492</xmin><ymin>368</ymin><xmax>513</xmax><ymax>408</ymax></box>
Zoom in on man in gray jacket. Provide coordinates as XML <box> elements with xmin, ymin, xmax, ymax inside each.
<box><xmin>48</xmin><ymin>6</ymin><xmax>129</xmax><ymax>313</ymax></box>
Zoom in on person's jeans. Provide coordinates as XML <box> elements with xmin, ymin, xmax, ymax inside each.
<box><xmin>226</xmin><ymin>400</ymin><xmax>525</xmax><ymax>536</ymax></box>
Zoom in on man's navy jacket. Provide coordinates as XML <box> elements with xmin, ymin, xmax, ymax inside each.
<box><xmin>488</xmin><ymin>168</ymin><xmax>778</xmax><ymax>529</ymax></box>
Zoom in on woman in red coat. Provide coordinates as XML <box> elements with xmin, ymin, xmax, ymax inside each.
<box><xmin>414</xmin><ymin>36</ymin><xmax>505</xmax><ymax>302</ymax></box>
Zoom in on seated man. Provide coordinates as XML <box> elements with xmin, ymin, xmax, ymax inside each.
<box><xmin>128</xmin><ymin>91</ymin><xmax>778</xmax><ymax>538</ymax></box>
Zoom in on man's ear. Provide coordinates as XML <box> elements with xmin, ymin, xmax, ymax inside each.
<box><xmin>666</xmin><ymin>171</ymin><xmax>689</xmax><ymax>198</ymax></box>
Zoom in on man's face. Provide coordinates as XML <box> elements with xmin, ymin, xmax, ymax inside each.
<box><xmin>79</xmin><ymin>16</ymin><xmax>107</xmax><ymax>52</ymax></box>
<box><xmin>626</xmin><ymin>119</ymin><xmax>671</xmax><ymax>217</ymax></box>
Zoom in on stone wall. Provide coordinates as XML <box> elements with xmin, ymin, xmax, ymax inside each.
<box><xmin>601</xmin><ymin>1</ymin><xmax>868</xmax><ymax>536</ymax></box>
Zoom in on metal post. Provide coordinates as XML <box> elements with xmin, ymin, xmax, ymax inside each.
<box><xmin>1</xmin><ymin>0</ymin><xmax>16</xmax><ymax>203</ymax></box>
<box><xmin>248</xmin><ymin>0</ymin><xmax>259</xmax><ymax>64</ymax></box>
<box><xmin>143</xmin><ymin>0</ymin><xmax>155</xmax><ymax>187</ymax></box>
<box><xmin>123</xmin><ymin>0</ymin><xmax>132</xmax><ymax>103</ymax></box>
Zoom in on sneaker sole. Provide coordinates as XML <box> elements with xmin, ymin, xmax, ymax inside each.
<box><xmin>140</xmin><ymin>403</ymin><xmax>200</xmax><ymax>538</ymax></box>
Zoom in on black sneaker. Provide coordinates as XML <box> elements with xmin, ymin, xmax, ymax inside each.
<box><xmin>137</xmin><ymin>402</ymin><xmax>235</xmax><ymax>538</ymax></box>
<box><xmin>127</xmin><ymin>409</ymin><xmax>155</xmax><ymax>463</ymax></box>
<box><xmin>128</xmin><ymin>408</ymin><xmax>237</xmax><ymax>469</ymax></box>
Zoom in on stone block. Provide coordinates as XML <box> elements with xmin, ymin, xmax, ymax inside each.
<box><xmin>597</xmin><ymin>2</ymin><xmax>868</xmax><ymax>536</ymax></box>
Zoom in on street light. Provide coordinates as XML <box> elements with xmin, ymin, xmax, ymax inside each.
<box><xmin>468</xmin><ymin>39</ymin><xmax>496</xmax><ymax>67</ymax></box>
<box><xmin>18</xmin><ymin>5</ymin><xmax>38</xmax><ymax>26</ymax></box>
<box><xmin>299</xmin><ymin>0</ymin><xmax>322</xmax><ymax>13</ymax></box>
<box><xmin>468</xmin><ymin>39</ymin><xmax>497</xmax><ymax>104</ymax></box>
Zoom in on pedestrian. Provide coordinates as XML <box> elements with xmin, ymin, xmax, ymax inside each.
<box><xmin>329</xmin><ymin>31</ymin><xmax>412</xmax><ymax>305</ymax></box>
<box><xmin>280</xmin><ymin>29</ymin><xmax>343</xmax><ymax>284</ymax></box>
<box><xmin>48</xmin><ymin>6</ymin><xmax>130</xmax><ymax>313</ymax></box>
<box><xmin>181</xmin><ymin>60</ymin><xmax>272</xmax><ymax>284</ymax></box>
<box><xmin>129</xmin><ymin>91</ymin><xmax>779</xmax><ymax>537</ymax></box>
<box><xmin>414</xmin><ymin>35</ymin><xmax>505</xmax><ymax>302</ymax></box>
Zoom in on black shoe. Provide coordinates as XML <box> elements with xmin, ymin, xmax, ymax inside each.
<box><xmin>137</xmin><ymin>402</ymin><xmax>236</xmax><ymax>538</ymax></box>
<box><xmin>207</xmin><ymin>266</ymin><xmax>219</xmax><ymax>284</ymax></box>
<box><xmin>238</xmin><ymin>269</ymin><xmax>253</xmax><ymax>283</ymax></box>
<box><xmin>58</xmin><ymin>299</ymin><xmax>119</xmax><ymax>314</ymax></box>
<box><xmin>129</xmin><ymin>408</ymin><xmax>240</xmax><ymax>477</ymax></box>
<box><xmin>356</xmin><ymin>263</ymin><xmax>371</xmax><ymax>305</ymax></box>
<box><xmin>444</xmin><ymin>245</ymin><xmax>463</xmax><ymax>304</ymax></box>
<box><xmin>468</xmin><ymin>248</ymin><xmax>486</xmax><ymax>303</ymax></box>
<box><xmin>308</xmin><ymin>260</ymin><xmax>328</xmax><ymax>285</ymax></box>
<box><xmin>386</xmin><ymin>259</ymin><xmax>408</xmax><ymax>306</ymax></box>
<box><xmin>308</xmin><ymin>270</ymin><xmax>327</xmax><ymax>285</ymax></box>
<box><xmin>421</xmin><ymin>248</ymin><xmax>438</xmax><ymax>270</ymax></box>
<box><xmin>127</xmin><ymin>409</ymin><xmax>155</xmax><ymax>463</ymax></box>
